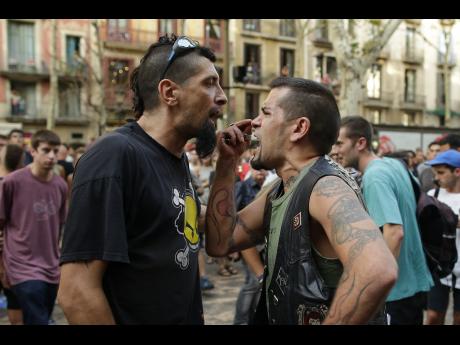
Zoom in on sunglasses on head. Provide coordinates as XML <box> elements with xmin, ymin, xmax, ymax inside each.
<box><xmin>159</xmin><ymin>36</ymin><xmax>200</xmax><ymax>81</ymax></box>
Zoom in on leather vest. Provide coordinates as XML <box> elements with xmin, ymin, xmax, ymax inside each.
<box><xmin>253</xmin><ymin>155</ymin><xmax>367</xmax><ymax>325</ymax></box>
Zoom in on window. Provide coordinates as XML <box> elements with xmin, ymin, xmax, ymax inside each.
<box><xmin>279</xmin><ymin>19</ymin><xmax>296</xmax><ymax>37</ymax></box>
<box><xmin>205</xmin><ymin>19</ymin><xmax>223</xmax><ymax>53</ymax></box>
<box><xmin>404</xmin><ymin>69</ymin><xmax>416</xmax><ymax>103</ymax></box>
<box><xmin>245</xmin><ymin>92</ymin><xmax>259</xmax><ymax>119</ymax></box>
<box><xmin>315</xmin><ymin>54</ymin><xmax>338</xmax><ymax>87</ymax></box>
<box><xmin>367</xmin><ymin>64</ymin><xmax>382</xmax><ymax>99</ymax></box>
<box><xmin>243</xmin><ymin>20</ymin><xmax>260</xmax><ymax>32</ymax></box>
<box><xmin>280</xmin><ymin>49</ymin><xmax>295</xmax><ymax>77</ymax></box>
<box><xmin>8</xmin><ymin>21</ymin><xmax>35</xmax><ymax>71</ymax></box>
<box><xmin>10</xmin><ymin>81</ymin><xmax>37</xmax><ymax>116</ymax></box>
<box><xmin>438</xmin><ymin>31</ymin><xmax>455</xmax><ymax>64</ymax></box>
<box><xmin>71</xmin><ymin>133</ymin><xmax>83</xmax><ymax>140</ymax></box>
<box><xmin>59</xmin><ymin>82</ymin><xmax>81</xmax><ymax>118</ymax></box>
<box><xmin>159</xmin><ymin>19</ymin><xmax>175</xmax><ymax>35</ymax></box>
<box><xmin>244</xmin><ymin>44</ymin><xmax>261</xmax><ymax>84</ymax></box>
<box><xmin>402</xmin><ymin>112</ymin><xmax>415</xmax><ymax>126</ymax></box>
<box><xmin>315</xmin><ymin>20</ymin><xmax>329</xmax><ymax>41</ymax></box>
<box><xmin>107</xmin><ymin>19</ymin><xmax>129</xmax><ymax>41</ymax></box>
<box><xmin>66</xmin><ymin>36</ymin><xmax>81</xmax><ymax>69</ymax></box>
<box><xmin>370</xmin><ymin>109</ymin><xmax>381</xmax><ymax>124</ymax></box>
<box><xmin>405</xmin><ymin>27</ymin><xmax>416</xmax><ymax>59</ymax></box>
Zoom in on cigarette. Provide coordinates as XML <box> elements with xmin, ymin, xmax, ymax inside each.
<box><xmin>224</xmin><ymin>133</ymin><xmax>252</xmax><ymax>143</ymax></box>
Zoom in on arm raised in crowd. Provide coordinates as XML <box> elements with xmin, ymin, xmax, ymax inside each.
<box><xmin>309</xmin><ymin>176</ymin><xmax>398</xmax><ymax>324</ymax></box>
<box><xmin>58</xmin><ymin>260</ymin><xmax>115</xmax><ymax>325</ymax></box>
<box><xmin>205</xmin><ymin>120</ymin><xmax>267</xmax><ymax>257</ymax></box>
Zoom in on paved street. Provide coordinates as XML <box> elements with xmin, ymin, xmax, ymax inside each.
<box><xmin>0</xmin><ymin>258</ymin><xmax>454</xmax><ymax>325</ymax></box>
<box><xmin>0</xmin><ymin>257</ymin><xmax>245</xmax><ymax>325</ymax></box>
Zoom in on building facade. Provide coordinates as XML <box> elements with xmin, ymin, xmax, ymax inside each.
<box><xmin>0</xmin><ymin>19</ymin><xmax>458</xmax><ymax>150</ymax></box>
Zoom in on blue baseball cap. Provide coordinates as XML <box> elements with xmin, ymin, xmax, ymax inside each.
<box><xmin>426</xmin><ymin>149</ymin><xmax>460</xmax><ymax>168</ymax></box>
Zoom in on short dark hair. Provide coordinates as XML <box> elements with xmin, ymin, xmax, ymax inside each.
<box><xmin>3</xmin><ymin>144</ymin><xmax>24</xmax><ymax>172</ymax></box>
<box><xmin>31</xmin><ymin>130</ymin><xmax>61</xmax><ymax>149</ymax></box>
<box><xmin>428</xmin><ymin>141</ymin><xmax>440</xmax><ymax>149</ymax></box>
<box><xmin>130</xmin><ymin>34</ymin><xmax>216</xmax><ymax>119</ymax></box>
<box><xmin>340</xmin><ymin>116</ymin><xmax>373</xmax><ymax>151</ymax></box>
<box><xmin>268</xmin><ymin>77</ymin><xmax>341</xmax><ymax>155</ymax></box>
<box><xmin>0</xmin><ymin>134</ymin><xmax>7</xmax><ymax>141</ymax></box>
<box><xmin>438</xmin><ymin>133</ymin><xmax>460</xmax><ymax>150</ymax></box>
<box><xmin>7</xmin><ymin>129</ymin><xmax>24</xmax><ymax>139</ymax></box>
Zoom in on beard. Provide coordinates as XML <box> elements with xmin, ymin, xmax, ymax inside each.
<box><xmin>343</xmin><ymin>154</ymin><xmax>360</xmax><ymax>171</ymax></box>
<box><xmin>195</xmin><ymin>119</ymin><xmax>217</xmax><ymax>159</ymax></box>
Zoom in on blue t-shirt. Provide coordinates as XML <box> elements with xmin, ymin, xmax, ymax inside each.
<box><xmin>362</xmin><ymin>157</ymin><xmax>433</xmax><ymax>302</ymax></box>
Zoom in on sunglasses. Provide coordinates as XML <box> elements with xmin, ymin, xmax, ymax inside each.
<box><xmin>159</xmin><ymin>36</ymin><xmax>200</xmax><ymax>81</ymax></box>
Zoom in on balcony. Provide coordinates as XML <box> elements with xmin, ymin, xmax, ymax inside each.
<box><xmin>0</xmin><ymin>59</ymin><xmax>50</xmax><ymax>82</ymax></box>
<box><xmin>437</xmin><ymin>53</ymin><xmax>457</xmax><ymax>68</ymax></box>
<box><xmin>104</xmin><ymin>29</ymin><xmax>158</xmax><ymax>51</ymax></box>
<box><xmin>233</xmin><ymin>65</ymin><xmax>262</xmax><ymax>85</ymax></box>
<box><xmin>312</xmin><ymin>30</ymin><xmax>333</xmax><ymax>49</ymax></box>
<box><xmin>400</xmin><ymin>94</ymin><xmax>425</xmax><ymax>111</ymax></box>
<box><xmin>403</xmin><ymin>46</ymin><xmax>424</xmax><ymax>65</ymax></box>
<box><xmin>362</xmin><ymin>91</ymin><xmax>394</xmax><ymax>108</ymax></box>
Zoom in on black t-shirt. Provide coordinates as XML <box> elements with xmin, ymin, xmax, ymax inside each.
<box><xmin>60</xmin><ymin>121</ymin><xmax>203</xmax><ymax>324</ymax></box>
<box><xmin>58</xmin><ymin>160</ymin><xmax>74</xmax><ymax>178</ymax></box>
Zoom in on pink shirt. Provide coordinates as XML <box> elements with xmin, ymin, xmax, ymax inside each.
<box><xmin>0</xmin><ymin>167</ymin><xmax>67</xmax><ymax>285</ymax></box>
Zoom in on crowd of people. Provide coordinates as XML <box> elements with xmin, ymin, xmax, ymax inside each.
<box><xmin>0</xmin><ymin>34</ymin><xmax>459</xmax><ymax>325</ymax></box>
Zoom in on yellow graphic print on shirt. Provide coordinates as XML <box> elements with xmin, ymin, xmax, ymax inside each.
<box><xmin>173</xmin><ymin>185</ymin><xmax>200</xmax><ymax>270</ymax></box>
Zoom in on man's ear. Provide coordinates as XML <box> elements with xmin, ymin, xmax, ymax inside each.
<box><xmin>158</xmin><ymin>79</ymin><xmax>179</xmax><ymax>106</ymax></box>
<box><xmin>355</xmin><ymin>137</ymin><xmax>369</xmax><ymax>152</ymax></box>
<box><xmin>290</xmin><ymin>117</ymin><xmax>310</xmax><ymax>142</ymax></box>
<box><xmin>454</xmin><ymin>167</ymin><xmax>460</xmax><ymax>177</ymax></box>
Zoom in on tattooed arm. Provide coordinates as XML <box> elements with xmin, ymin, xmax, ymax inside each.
<box><xmin>58</xmin><ymin>261</ymin><xmax>115</xmax><ymax>324</ymax></box>
<box><xmin>309</xmin><ymin>176</ymin><xmax>397</xmax><ymax>325</ymax></box>
<box><xmin>205</xmin><ymin>156</ymin><xmax>267</xmax><ymax>257</ymax></box>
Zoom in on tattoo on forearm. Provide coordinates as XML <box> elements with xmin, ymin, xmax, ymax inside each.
<box><xmin>327</xmin><ymin>270</ymin><xmax>375</xmax><ymax>324</ymax></box>
<box><xmin>237</xmin><ymin>216</ymin><xmax>263</xmax><ymax>245</ymax></box>
<box><xmin>207</xmin><ymin>187</ymin><xmax>236</xmax><ymax>246</ymax></box>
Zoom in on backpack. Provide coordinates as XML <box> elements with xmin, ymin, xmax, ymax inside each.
<box><xmin>405</xmin><ymin>165</ymin><xmax>458</xmax><ymax>279</ymax></box>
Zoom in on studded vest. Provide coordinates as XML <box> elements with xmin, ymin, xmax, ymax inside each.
<box><xmin>252</xmin><ymin>155</ymin><xmax>377</xmax><ymax>325</ymax></box>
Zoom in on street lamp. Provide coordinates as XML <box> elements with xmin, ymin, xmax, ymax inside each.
<box><xmin>440</xmin><ymin>19</ymin><xmax>455</xmax><ymax>124</ymax></box>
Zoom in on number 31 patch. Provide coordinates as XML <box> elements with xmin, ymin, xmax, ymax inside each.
<box><xmin>293</xmin><ymin>212</ymin><xmax>302</xmax><ymax>230</ymax></box>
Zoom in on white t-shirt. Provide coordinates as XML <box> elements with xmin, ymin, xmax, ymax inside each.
<box><xmin>427</xmin><ymin>188</ymin><xmax>460</xmax><ymax>288</ymax></box>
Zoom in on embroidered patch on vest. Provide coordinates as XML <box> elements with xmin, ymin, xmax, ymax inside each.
<box><xmin>275</xmin><ymin>267</ymin><xmax>288</xmax><ymax>296</ymax></box>
<box><xmin>293</xmin><ymin>212</ymin><xmax>302</xmax><ymax>230</ymax></box>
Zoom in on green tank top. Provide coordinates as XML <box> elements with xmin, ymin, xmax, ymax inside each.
<box><xmin>266</xmin><ymin>159</ymin><xmax>316</xmax><ymax>287</ymax></box>
<box><xmin>312</xmin><ymin>246</ymin><xmax>343</xmax><ymax>288</ymax></box>
<box><xmin>266</xmin><ymin>158</ymin><xmax>343</xmax><ymax>292</ymax></box>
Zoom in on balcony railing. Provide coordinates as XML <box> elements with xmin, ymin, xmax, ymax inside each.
<box><xmin>106</xmin><ymin>29</ymin><xmax>158</xmax><ymax>49</ymax></box>
<box><xmin>362</xmin><ymin>91</ymin><xmax>394</xmax><ymax>108</ymax></box>
<box><xmin>233</xmin><ymin>65</ymin><xmax>262</xmax><ymax>85</ymax></box>
<box><xmin>403</xmin><ymin>46</ymin><xmax>424</xmax><ymax>64</ymax></box>
<box><xmin>437</xmin><ymin>52</ymin><xmax>457</xmax><ymax>67</ymax></box>
<box><xmin>400</xmin><ymin>94</ymin><xmax>425</xmax><ymax>110</ymax></box>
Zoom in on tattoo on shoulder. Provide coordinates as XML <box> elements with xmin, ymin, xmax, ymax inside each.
<box><xmin>314</xmin><ymin>177</ymin><xmax>352</xmax><ymax>198</ymax></box>
<box><xmin>327</xmin><ymin>193</ymin><xmax>382</xmax><ymax>268</ymax></box>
